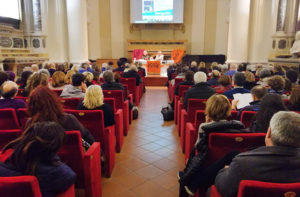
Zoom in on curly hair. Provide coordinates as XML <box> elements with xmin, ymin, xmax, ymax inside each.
<box><xmin>290</xmin><ymin>85</ymin><xmax>300</xmax><ymax>108</ymax></box>
<box><xmin>25</xmin><ymin>73</ymin><xmax>48</xmax><ymax>95</ymax></box>
<box><xmin>83</xmin><ymin>85</ymin><xmax>104</xmax><ymax>109</ymax></box>
<box><xmin>268</xmin><ymin>75</ymin><xmax>285</xmax><ymax>91</ymax></box>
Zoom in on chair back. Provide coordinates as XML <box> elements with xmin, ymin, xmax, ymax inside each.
<box><xmin>178</xmin><ymin>85</ymin><xmax>192</xmax><ymax>98</ymax></box>
<box><xmin>0</xmin><ymin>109</ymin><xmax>20</xmax><ymax>130</ymax></box>
<box><xmin>52</xmin><ymin>89</ymin><xmax>63</xmax><ymax>96</ymax></box>
<box><xmin>187</xmin><ymin>99</ymin><xmax>207</xmax><ymax>122</ymax></box>
<box><xmin>174</xmin><ymin>78</ymin><xmax>184</xmax><ymax>88</ymax></box>
<box><xmin>240</xmin><ymin>111</ymin><xmax>257</xmax><ymax>128</ymax></box>
<box><xmin>207</xmin><ymin>133</ymin><xmax>266</xmax><ymax>164</ymax></box>
<box><xmin>103</xmin><ymin>90</ymin><xmax>124</xmax><ymax>109</ymax></box>
<box><xmin>61</xmin><ymin>98</ymin><xmax>81</xmax><ymax>110</ymax></box>
<box><xmin>120</xmin><ymin>78</ymin><xmax>136</xmax><ymax>95</ymax></box>
<box><xmin>238</xmin><ymin>180</ymin><xmax>300</xmax><ymax>197</ymax></box>
<box><xmin>104</xmin><ymin>98</ymin><xmax>116</xmax><ymax>112</ymax></box>
<box><xmin>0</xmin><ymin>176</ymin><xmax>42</xmax><ymax>197</ymax></box>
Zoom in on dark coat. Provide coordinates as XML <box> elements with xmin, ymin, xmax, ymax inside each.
<box><xmin>101</xmin><ymin>82</ymin><xmax>126</xmax><ymax>99</ymax></box>
<box><xmin>215</xmin><ymin>146</ymin><xmax>300</xmax><ymax>197</ymax></box>
<box><xmin>237</xmin><ymin>100</ymin><xmax>261</xmax><ymax>120</ymax></box>
<box><xmin>223</xmin><ymin>88</ymin><xmax>250</xmax><ymax>99</ymax></box>
<box><xmin>184</xmin><ymin>82</ymin><xmax>216</xmax><ymax>109</ymax></box>
<box><xmin>122</xmin><ymin>70</ymin><xmax>141</xmax><ymax>86</ymax></box>
<box><xmin>174</xmin><ymin>81</ymin><xmax>194</xmax><ymax>96</ymax></box>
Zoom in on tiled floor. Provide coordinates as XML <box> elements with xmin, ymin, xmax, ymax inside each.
<box><xmin>102</xmin><ymin>87</ymin><xmax>185</xmax><ymax>197</ymax></box>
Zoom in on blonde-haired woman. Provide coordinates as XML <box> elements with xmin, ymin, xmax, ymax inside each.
<box><xmin>65</xmin><ymin>70</ymin><xmax>76</xmax><ymax>84</ymax></box>
<box><xmin>49</xmin><ymin>71</ymin><xmax>66</xmax><ymax>90</ymax></box>
<box><xmin>77</xmin><ymin>85</ymin><xmax>115</xmax><ymax>127</ymax></box>
<box><xmin>83</xmin><ymin>71</ymin><xmax>94</xmax><ymax>87</ymax></box>
<box><xmin>22</xmin><ymin>72</ymin><xmax>48</xmax><ymax>97</ymax></box>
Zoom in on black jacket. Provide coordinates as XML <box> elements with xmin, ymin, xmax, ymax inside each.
<box><xmin>237</xmin><ymin>100</ymin><xmax>261</xmax><ymax>120</ymax></box>
<box><xmin>101</xmin><ymin>82</ymin><xmax>126</xmax><ymax>99</ymax></box>
<box><xmin>184</xmin><ymin>82</ymin><xmax>216</xmax><ymax>109</ymax></box>
<box><xmin>174</xmin><ymin>81</ymin><xmax>194</xmax><ymax>96</ymax></box>
<box><xmin>122</xmin><ymin>70</ymin><xmax>141</xmax><ymax>86</ymax></box>
<box><xmin>181</xmin><ymin>120</ymin><xmax>245</xmax><ymax>184</ymax></box>
<box><xmin>215</xmin><ymin>146</ymin><xmax>300</xmax><ymax>197</ymax></box>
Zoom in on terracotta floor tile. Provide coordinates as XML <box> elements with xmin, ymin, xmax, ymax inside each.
<box><xmin>132</xmin><ymin>180</ymin><xmax>166</xmax><ymax>197</ymax></box>
<box><xmin>135</xmin><ymin>165</ymin><xmax>165</xmax><ymax>179</ymax></box>
<box><xmin>119</xmin><ymin>158</ymin><xmax>149</xmax><ymax>171</ymax></box>
<box><xmin>114</xmin><ymin>172</ymin><xmax>147</xmax><ymax>189</ymax></box>
<box><xmin>151</xmin><ymin>173</ymin><xmax>178</xmax><ymax>189</ymax></box>
<box><xmin>137</xmin><ymin>152</ymin><xmax>163</xmax><ymax>163</ymax></box>
<box><xmin>152</xmin><ymin>158</ymin><xmax>179</xmax><ymax>171</ymax></box>
<box><xmin>140</xmin><ymin>143</ymin><xmax>163</xmax><ymax>152</ymax></box>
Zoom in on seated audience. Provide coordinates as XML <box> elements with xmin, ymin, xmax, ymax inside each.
<box><xmin>174</xmin><ymin>71</ymin><xmax>194</xmax><ymax>96</ymax></box>
<box><xmin>225</xmin><ymin>64</ymin><xmax>237</xmax><ymax>76</ymax></box>
<box><xmin>287</xmin><ymin>85</ymin><xmax>300</xmax><ymax>111</ymax></box>
<box><xmin>0</xmin><ymin>81</ymin><xmax>26</xmax><ymax>109</ymax></box>
<box><xmin>267</xmin><ymin>75</ymin><xmax>287</xmax><ymax>98</ymax></box>
<box><xmin>79</xmin><ymin>62</ymin><xmax>93</xmax><ymax>74</ymax></box>
<box><xmin>17</xmin><ymin>71</ymin><xmax>33</xmax><ymax>89</ymax></box>
<box><xmin>286</xmin><ymin>69</ymin><xmax>298</xmax><ymax>86</ymax></box>
<box><xmin>273</xmin><ymin>65</ymin><xmax>285</xmax><ymax>76</ymax></box>
<box><xmin>122</xmin><ymin>65</ymin><xmax>141</xmax><ymax>86</ymax></box>
<box><xmin>38</xmin><ymin>69</ymin><xmax>51</xmax><ymax>78</ymax></box>
<box><xmin>198</xmin><ymin>62</ymin><xmax>208</xmax><ymax>74</ymax></box>
<box><xmin>27</xmin><ymin>86</ymin><xmax>95</xmax><ymax>145</ymax></box>
<box><xmin>83</xmin><ymin>72</ymin><xmax>94</xmax><ymax>87</ymax></box>
<box><xmin>60</xmin><ymin>73</ymin><xmax>86</xmax><ymax>98</ymax></box>
<box><xmin>113</xmin><ymin>60</ymin><xmax>125</xmax><ymax>72</ymax></box>
<box><xmin>71</xmin><ymin>65</ymin><xmax>80</xmax><ymax>73</ymax></box>
<box><xmin>215</xmin><ymin>111</ymin><xmax>300</xmax><ymax>197</ymax></box>
<box><xmin>64</xmin><ymin>70</ymin><xmax>76</xmax><ymax>84</ymax></box>
<box><xmin>101</xmin><ymin>71</ymin><xmax>126</xmax><ymax>97</ymax></box>
<box><xmin>232</xmin><ymin>85</ymin><xmax>267</xmax><ymax>120</ymax></box>
<box><xmin>77</xmin><ymin>85</ymin><xmax>115</xmax><ymax>127</ymax></box>
<box><xmin>250</xmin><ymin>93</ymin><xmax>287</xmax><ymax>133</ymax></box>
<box><xmin>0</xmin><ymin>71</ymin><xmax>9</xmax><ymax>87</ymax></box>
<box><xmin>207</xmin><ymin>70</ymin><xmax>220</xmax><ymax>86</ymax></box>
<box><xmin>137</xmin><ymin>62</ymin><xmax>146</xmax><ymax>77</ymax></box>
<box><xmin>31</xmin><ymin>64</ymin><xmax>39</xmax><ymax>73</ymax></box>
<box><xmin>178</xmin><ymin>94</ymin><xmax>245</xmax><ymax>195</ymax></box>
<box><xmin>190</xmin><ymin>61</ymin><xmax>198</xmax><ymax>73</ymax></box>
<box><xmin>223</xmin><ymin>72</ymin><xmax>250</xmax><ymax>99</ymax></box>
<box><xmin>1</xmin><ymin>122</ymin><xmax>76</xmax><ymax>197</ymax></box>
<box><xmin>49</xmin><ymin>71</ymin><xmax>66</xmax><ymax>90</ymax></box>
<box><xmin>6</xmin><ymin>71</ymin><xmax>15</xmax><ymax>82</ymax></box>
<box><xmin>243</xmin><ymin>71</ymin><xmax>257</xmax><ymax>90</ymax></box>
<box><xmin>183</xmin><ymin>71</ymin><xmax>216</xmax><ymax>109</ymax></box>
<box><xmin>257</xmin><ymin>68</ymin><xmax>272</xmax><ymax>87</ymax></box>
<box><xmin>167</xmin><ymin>64</ymin><xmax>176</xmax><ymax>81</ymax></box>
<box><xmin>215</xmin><ymin>75</ymin><xmax>232</xmax><ymax>92</ymax></box>
<box><xmin>22</xmin><ymin>72</ymin><xmax>48</xmax><ymax>97</ymax></box>
<box><xmin>48</xmin><ymin>63</ymin><xmax>56</xmax><ymax>76</ymax></box>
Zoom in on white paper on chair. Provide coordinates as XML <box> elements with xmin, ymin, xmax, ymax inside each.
<box><xmin>233</xmin><ymin>93</ymin><xmax>253</xmax><ymax>110</ymax></box>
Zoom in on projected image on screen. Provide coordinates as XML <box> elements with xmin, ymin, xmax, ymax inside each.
<box><xmin>131</xmin><ymin>0</ymin><xmax>183</xmax><ymax>24</ymax></box>
<box><xmin>142</xmin><ymin>0</ymin><xmax>173</xmax><ymax>22</ymax></box>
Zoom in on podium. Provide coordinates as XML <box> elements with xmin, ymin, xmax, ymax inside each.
<box><xmin>146</xmin><ymin>61</ymin><xmax>161</xmax><ymax>75</ymax></box>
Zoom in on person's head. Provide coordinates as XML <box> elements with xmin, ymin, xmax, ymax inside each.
<box><xmin>129</xmin><ymin>64</ymin><xmax>138</xmax><ymax>72</ymax></box>
<box><xmin>232</xmin><ymin>72</ymin><xmax>246</xmax><ymax>87</ymax></box>
<box><xmin>211</xmin><ymin>70</ymin><xmax>220</xmax><ymax>78</ymax></box>
<box><xmin>31</xmin><ymin>64</ymin><xmax>39</xmax><ymax>72</ymax></box>
<box><xmin>237</xmin><ymin>64</ymin><xmax>246</xmax><ymax>72</ymax></box>
<box><xmin>83</xmin><ymin>72</ymin><xmax>94</xmax><ymax>83</ymax></box>
<box><xmin>81</xmin><ymin>63</ymin><xmax>89</xmax><ymax>70</ymax></box>
<box><xmin>72</xmin><ymin>73</ymin><xmax>85</xmax><ymax>87</ymax></box>
<box><xmin>1</xmin><ymin>81</ymin><xmax>18</xmax><ymax>99</ymax></box>
<box><xmin>56</xmin><ymin>64</ymin><xmax>65</xmax><ymax>72</ymax></box>
<box><xmin>6</xmin><ymin>71</ymin><xmax>15</xmax><ymax>82</ymax></box>
<box><xmin>65</xmin><ymin>70</ymin><xmax>76</xmax><ymax>84</ymax></box>
<box><xmin>143</xmin><ymin>50</ymin><xmax>148</xmax><ymax>56</ymax></box>
<box><xmin>38</xmin><ymin>69</ymin><xmax>50</xmax><ymax>78</ymax></box>
<box><xmin>255</xmin><ymin>93</ymin><xmax>287</xmax><ymax>133</ymax></box>
<box><xmin>244</xmin><ymin>71</ymin><xmax>255</xmax><ymax>83</ymax></box>
<box><xmin>20</xmin><ymin>71</ymin><xmax>33</xmax><ymax>87</ymax></box>
<box><xmin>268</xmin><ymin>75</ymin><xmax>285</xmax><ymax>92</ymax></box>
<box><xmin>103</xmin><ymin>71</ymin><xmax>114</xmax><ymax>83</ymax></box>
<box><xmin>92</xmin><ymin>62</ymin><xmax>101</xmax><ymax>72</ymax></box>
<box><xmin>229</xmin><ymin>64</ymin><xmax>237</xmax><ymax>71</ymax></box>
<box><xmin>25</xmin><ymin>72</ymin><xmax>48</xmax><ymax>94</ymax></box>
<box><xmin>92</xmin><ymin>71</ymin><xmax>101</xmax><ymax>83</ymax></box>
<box><xmin>290</xmin><ymin>85</ymin><xmax>300</xmax><ymax>107</ymax></box>
<box><xmin>83</xmin><ymin>85</ymin><xmax>104</xmax><ymax>109</ymax></box>
<box><xmin>266</xmin><ymin>111</ymin><xmax>300</xmax><ymax>147</ymax></box>
<box><xmin>273</xmin><ymin>65</ymin><xmax>284</xmax><ymax>74</ymax></box>
<box><xmin>185</xmin><ymin>71</ymin><xmax>194</xmax><ymax>82</ymax></box>
<box><xmin>286</xmin><ymin>70</ymin><xmax>298</xmax><ymax>84</ymax></box>
<box><xmin>259</xmin><ymin>68</ymin><xmax>272</xmax><ymax>79</ymax></box>
<box><xmin>250</xmin><ymin>85</ymin><xmax>267</xmax><ymax>101</ymax></box>
<box><xmin>0</xmin><ymin>71</ymin><xmax>9</xmax><ymax>87</ymax></box>
<box><xmin>4</xmin><ymin>121</ymin><xmax>65</xmax><ymax>175</ymax></box>
<box><xmin>117</xmin><ymin>60</ymin><xmax>123</xmax><ymax>67</ymax></box>
<box><xmin>51</xmin><ymin>71</ymin><xmax>66</xmax><ymax>88</ymax></box>
<box><xmin>284</xmin><ymin>78</ymin><xmax>292</xmax><ymax>92</ymax></box>
<box><xmin>176</xmin><ymin>65</ymin><xmax>183</xmax><ymax>74</ymax></box>
<box><xmin>114</xmin><ymin>72</ymin><xmax>121</xmax><ymax>82</ymax></box>
<box><xmin>205</xmin><ymin>94</ymin><xmax>231</xmax><ymax>121</ymax></box>
<box><xmin>27</xmin><ymin>86</ymin><xmax>64</xmax><ymax>124</ymax></box>
<box><xmin>194</xmin><ymin>72</ymin><xmax>207</xmax><ymax>84</ymax></box>
<box><xmin>108</xmin><ymin>61</ymin><xmax>114</xmax><ymax>66</ymax></box>
<box><xmin>191</xmin><ymin>61</ymin><xmax>197</xmax><ymax>68</ymax></box>
<box><xmin>49</xmin><ymin>63</ymin><xmax>56</xmax><ymax>70</ymax></box>
<box><xmin>71</xmin><ymin>65</ymin><xmax>80</xmax><ymax>73</ymax></box>
<box><xmin>218</xmin><ymin>75</ymin><xmax>232</xmax><ymax>87</ymax></box>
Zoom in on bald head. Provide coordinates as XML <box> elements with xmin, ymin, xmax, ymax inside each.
<box><xmin>1</xmin><ymin>81</ymin><xmax>18</xmax><ymax>99</ymax></box>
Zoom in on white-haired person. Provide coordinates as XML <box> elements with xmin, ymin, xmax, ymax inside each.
<box><xmin>183</xmin><ymin>71</ymin><xmax>216</xmax><ymax>109</ymax></box>
<box><xmin>77</xmin><ymin>85</ymin><xmax>115</xmax><ymax>127</ymax></box>
<box><xmin>0</xmin><ymin>81</ymin><xmax>26</xmax><ymax>109</ymax></box>
<box><xmin>122</xmin><ymin>64</ymin><xmax>142</xmax><ymax>86</ymax></box>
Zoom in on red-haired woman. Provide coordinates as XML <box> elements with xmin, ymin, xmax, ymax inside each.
<box><xmin>26</xmin><ymin>86</ymin><xmax>95</xmax><ymax>146</ymax></box>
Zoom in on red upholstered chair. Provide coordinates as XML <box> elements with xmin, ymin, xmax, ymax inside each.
<box><xmin>103</xmin><ymin>90</ymin><xmax>130</xmax><ymax>135</ymax></box>
<box><xmin>63</xmin><ymin>110</ymin><xmax>115</xmax><ymax>177</ymax></box>
<box><xmin>240</xmin><ymin>111</ymin><xmax>257</xmax><ymax>129</ymax></box>
<box><xmin>174</xmin><ymin>85</ymin><xmax>193</xmax><ymax>124</ymax></box>
<box><xmin>210</xmin><ymin>185</ymin><xmax>222</xmax><ymax>197</ymax></box>
<box><xmin>0</xmin><ymin>176</ymin><xmax>75</xmax><ymax>197</ymax></box>
<box><xmin>0</xmin><ymin>109</ymin><xmax>20</xmax><ymax>130</ymax></box>
<box><xmin>104</xmin><ymin>98</ymin><xmax>124</xmax><ymax>153</ymax></box>
<box><xmin>0</xmin><ymin>129</ymin><xmax>22</xmax><ymax>149</ymax></box>
<box><xmin>120</xmin><ymin>78</ymin><xmax>140</xmax><ymax>106</ymax></box>
<box><xmin>207</xmin><ymin>133</ymin><xmax>265</xmax><ymax>164</ymax></box>
<box><xmin>17</xmin><ymin>108</ymin><xmax>29</xmax><ymax>129</ymax></box>
<box><xmin>170</xmin><ymin>78</ymin><xmax>185</xmax><ymax>101</ymax></box>
<box><xmin>179</xmin><ymin>99</ymin><xmax>207</xmax><ymax>152</ymax></box>
<box><xmin>61</xmin><ymin>98</ymin><xmax>81</xmax><ymax>110</ymax></box>
<box><xmin>58</xmin><ymin>131</ymin><xmax>101</xmax><ymax>197</ymax></box>
<box><xmin>17</xmin><ymin>89</ymin><xmax>24</xmax><ymax>96</ymax></box>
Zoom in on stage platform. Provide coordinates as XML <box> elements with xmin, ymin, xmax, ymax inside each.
<box><xmin>145</xmin><ymin>75</ymin><xmax>168</xmax><ymax>86</ymax></box>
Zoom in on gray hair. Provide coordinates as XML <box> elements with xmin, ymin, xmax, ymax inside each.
<box><xmin>270</xmin><ymin>111</ymin><xmax>300</xmax><ymax>147</ymax></box>
<box><xmin>38</xmin><ymin>69</ymin><xmax>50</xmax><ymax>77</ymax></box>
<box><xmin>103</xmin><ymin>71</ymin><xmax>114</xmax><ymax>83</ymax></box>
<box><xmin>194</xmin><ymin>71</ymin><xmax>207</xmax><ymax>84</ymax></box>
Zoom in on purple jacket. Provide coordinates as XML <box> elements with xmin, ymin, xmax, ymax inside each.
<box><xmin>0</xmin><ymin>98</ymin><xmax>26</xmax><ymax>110</ymax></box>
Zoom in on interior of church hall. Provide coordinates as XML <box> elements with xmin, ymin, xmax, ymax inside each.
<box><xmin>0</xmin><ymin>0</ymin><xmax>300</xmax><ymax>197</ymax></box>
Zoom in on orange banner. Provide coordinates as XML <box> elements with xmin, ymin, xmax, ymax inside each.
<box><xmin>147</xmin><ymin>61</ymin><xmax>161</xmax><ymax>75</ymax></box>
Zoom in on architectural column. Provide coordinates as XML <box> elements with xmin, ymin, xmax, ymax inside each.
<box><xmin>271</xmin><ymin>0</ymin><xmax>299</xmax><ymax>57</ymax></box>
<box><xmin>66</xmin><ymin>0</ymin><xmax>89</xmax><ymax>63</ymax></box>
<box><xmin>45</xmin><ymin>0</ymin><xmax>69</xmax><ymax>62</ymax></box>
<box><xmin>227</xmin><ymin>0</ymin><xmax>251</xmax><ymax>63</ymax></box>
<box><xmin>248</xmin><ymin>0</ymin><xmax>277</xmax><ymax>63</ymax></box>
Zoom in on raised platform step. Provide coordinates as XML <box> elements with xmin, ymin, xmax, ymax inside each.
<box><xmin>145</xmin><ymin>75</ymin><xmax>168</xmax><ymax>86</ymax></box>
